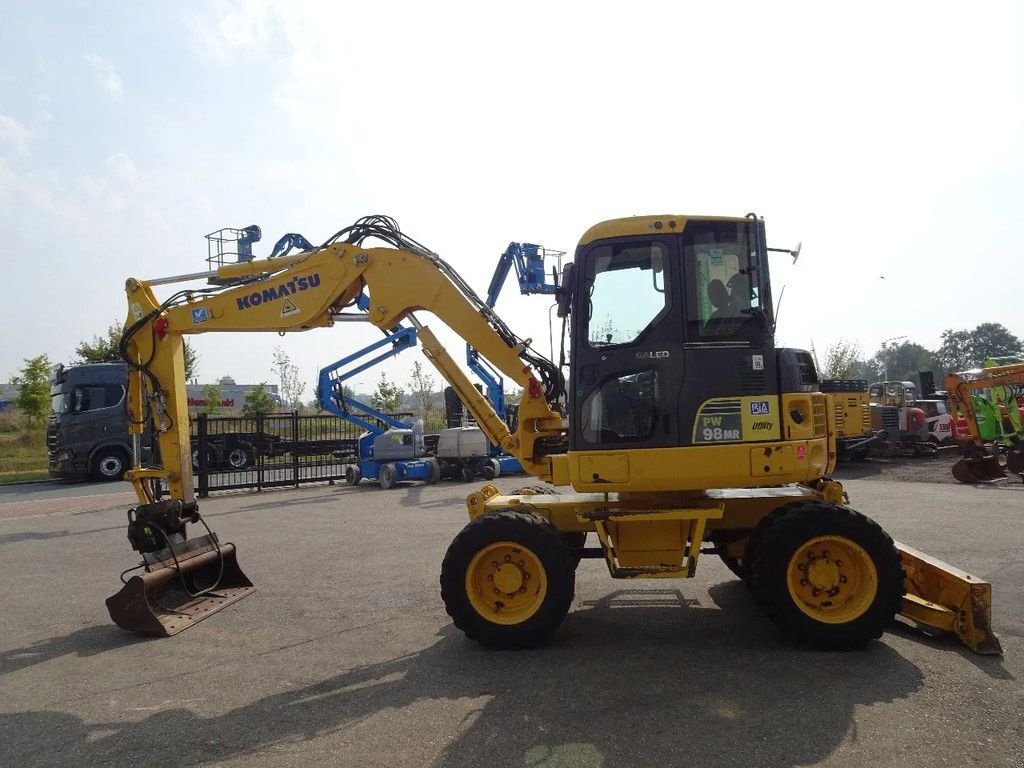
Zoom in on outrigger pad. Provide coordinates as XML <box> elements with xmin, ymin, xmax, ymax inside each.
<box><xmin>897</xmin><ymin>542</ymin><xmax>1002</xmax><ymax>655</ymax></box>
<box><xmin>952</xmin><ymin>456</ymin><xmax>1006</xmax><ymax>484</ymax></box>
<box><xmin>106</xmin><ymin>542</ymin><xmax>255</xmax><ymax>637</ymax></box>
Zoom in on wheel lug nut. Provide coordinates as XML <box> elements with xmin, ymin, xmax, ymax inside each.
<box><xmin>491</xmin><ymin>561</ymin><xmax>498</xmax><ymax>568</ymax></box>
<box><xmin>812</xmin><ymin>588</ymin><xmax>820</xmax><ymax>597</ymax></box>
<box><xmin>519</xmin><ymin>586</ymin><xmax>527</xmax><ymax>593</ymax></box>
<box><xmin>487</xmin><ymin>575</ymin><xmax>493</xmax><ymax>581</ymax></box>
<box><xmin>800</xmin><ymin>579</ymin><xmax>808</xmax><ymax>587</ymax></box>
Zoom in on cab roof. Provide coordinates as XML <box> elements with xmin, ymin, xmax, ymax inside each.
<box><xmin>578</xmin><ymin>215</ymin><xmax>755</xmax><ymax>246</ymax></box>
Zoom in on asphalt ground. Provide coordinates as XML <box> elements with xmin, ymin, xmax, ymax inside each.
<box><xmin>0</xmin><ymin>476</ymin><xmax>1021</xmax><ymax>768</ymax></box>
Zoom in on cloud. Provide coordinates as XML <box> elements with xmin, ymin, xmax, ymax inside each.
<box><xmin>191</xmin><ymin>0</ymin><xmax>272</xmax><ymax>63</ymax></box>
<box><xmin>106</xmin><ymin>152</ymin><xmax>139</xmax><ymax>185</ymax></box>
<box><xmin>0</xmin><ymin>112</ymin><xmax>31</xmax><ymax>155</ymax></box>
<box><xmin>83</xmin><ymin>53</ymin><xmax>123</xmax><ymax>100</ymax></box>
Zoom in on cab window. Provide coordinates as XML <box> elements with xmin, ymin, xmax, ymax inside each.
<box><xmin>683</xmin><ymin>220</ymin><xmax>762</xmax><ymax>338</ymax></box>
<box><xmin>586</xmin><ymin>241</ymin><xmax>669</xmax><ymax>347</ymax></box>
<box><xmin>72</xmin><ymin>384</ymin><xmax>125</xmax><ymax>413</ymax></box>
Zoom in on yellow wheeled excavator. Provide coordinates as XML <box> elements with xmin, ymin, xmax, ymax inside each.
<box><xmin>106</xmin><ymin>214</ymin><xmax>1000</xmax><ymax>654</ymax></box>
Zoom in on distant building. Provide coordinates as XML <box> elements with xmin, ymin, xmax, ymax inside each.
<box><xmin>187</xmin><ymin>378</ymin><xmax>281</xmax><ymax>413</ymax></box>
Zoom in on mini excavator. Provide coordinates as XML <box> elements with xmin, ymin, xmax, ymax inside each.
<box><xmin>106</xmin><ymin>214</ymin><xmax>1001</xmax><ymax>654</ymax></box>
<box><xmin>947</xmin><ymin>360</ymin><xmax>1024</xmax><ymax>483</ymax></box>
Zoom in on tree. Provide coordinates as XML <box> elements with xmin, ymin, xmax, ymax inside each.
<box><xmin>242</xmin><ymin>383</ymin><xmax>275</xmax><ymax>418</ymax></box>
<box><xmin>200</xmin><ymin>382</ymin><xmax>224</xmax><ymax>415</ymax></box>
<box><xmin>409</xmin><ymin>361</ymin><xmax>436</xmax><ymax>422</ymax></box>
<box><xmin>76</xmin><ymin>319</ymin><xmax>198</xmax><ymax>379</ymax></box>
<box><xmin>272</xmin><ymin>347</ymin><xmax>305</xmax><ymax>410</ymax></box>
<box><xmin>11</xmin><ymin>354</ymin><xmax>51</xmax><ymax>428</ymax></box>
<box><xmin>821</xmin><ymin>339</ymin><xmax>864</xmax><ymax>379</ymax></box>
<box><xmin>370</xmin><ymin>372</ymin><xmax>403</xmax><ymax>414</ymax></box>
<box><xmin>935</xmin><ymin>323</ymin><xmax>1022</xmax><ymax>373</ymax></box>
<box><xmin>868</xmin><ymin>341</ymin><xmax>936</xmax><ymax>384</ymax></box>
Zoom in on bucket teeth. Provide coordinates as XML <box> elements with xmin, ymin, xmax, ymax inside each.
<box><xmin>106</xmin><ymin>541</ymin><xmax>255</xmax><ymax>637</ymax></box>
<box><xmin>952</xmin><ymin>457</ymin><xmax>1006</xmax><ymax>484</ymax></box>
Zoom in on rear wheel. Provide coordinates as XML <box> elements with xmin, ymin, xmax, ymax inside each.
<box><xmin>92</xmin><ymin>448</ymin><xmax>128</xmax><ymax>481</ymax></box>
<box><xmin>378</xmin><ymin>463</ymin><xmax>398</xmax><ymax>490</ymax></box>
<box><xmin>749</xmin><ymin>502</ymin><xmax>904</xmax><ymax>650</ymax></box>
<box><xmin>441</xmin><ymin>510</ymin><xmax>573</xmax><ymax>648</ymax></box>
<box><xmin>226</xmin><ymin>446</ymin><xmax>251</xmax><ymax>470</ymax></box>
<box><xmin>480</xmin><ymin>458</ymin><xmax>501</xmax><ymax>481</ymax></box>
<box><xmin>345</xmin><ymin>465</ymin><xmax>362</xmax><ymax>485</ymax></box>
<box><xmin>426</xmin><ymin>458</ymin><xmax>441</xmax><ymax>485</ymax></box>
<box><xmin>460</xmin><ymin>465</ymin><xmax>475</xmax><ymax>482</ymax></box>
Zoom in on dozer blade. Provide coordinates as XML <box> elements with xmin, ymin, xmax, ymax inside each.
<box><xmin>951</xmin><ymin>456</ymin><xmax>1006</xmax><ymax>484</ymax></box>
<box><xmin>106</xmin><ymin>541</ymin><xmax>255</xmax><ymax>637</ymax></box>
<box><xmin>896</xmin><ymin>542</ymin><xmax>1002</xmax><ymax>655</ymax></box>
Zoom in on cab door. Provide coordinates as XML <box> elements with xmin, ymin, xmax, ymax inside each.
<box><xmin>569</xmin><ymin>236</ymin><xmax>683</xmax><ymax>451</ymax></box>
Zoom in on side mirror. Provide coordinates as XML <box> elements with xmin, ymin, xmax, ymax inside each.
<box><xmin>556</xmin><ymin>262</ymin><xmax>575</xmax><ymax>318</ymax></box>
<box><xmin>791</xmin><ymin>241</ymin><xmax>802</xmax><ymax>264</ymax></box>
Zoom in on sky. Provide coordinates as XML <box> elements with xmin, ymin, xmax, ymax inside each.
<box><xmin>1</xmin><ymin>1</ymin><xmax>1022</xmax><ymax>399</ymax></box>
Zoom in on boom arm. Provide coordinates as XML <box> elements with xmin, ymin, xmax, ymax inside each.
<box><xmin>121</xmin><ymin>219</ymin><xmax>567</xmax><ymax>508</ymax></box>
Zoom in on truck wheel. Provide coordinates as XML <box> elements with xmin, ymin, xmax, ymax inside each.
<box><xmin>378</xmin><ymin>463</ymin><xmax>398</xmax><ymax>490</ymax></box>
<box><xmin>227</xmin><ymin>447</ymin><xmax>251</xmax><ymax>470</ymax></box>
<box><xmin>92</xmin><ymin>448</ymin><xmax>128</xmax><ymax>482</ymax></box>
<box><xmin>749</xmin><ymin>502</ymin><xmax>904</xmax><ymax>651</ymax></box>
<box><xmin>441</xmin><ymin>510</ymin><xmax>574</xmax><ymax>648</ymax></box>
<box><xmin>460</xmin><ymin>465</ymin><xmax>476</xmax><ymax>482</ymax></box>
<box><xmin>345</xmin><ymin>465</ymin><xmax>362</xmax><ymax>485</ymax></box>
<box><xmin>481</xmin><ymin>458</ymin><xmax>501</xmax><ymax>481</ymax></box>
<box><xmin>426</xmin><ymin>459</ymin><xmax>441</xmax><ymax>485</ymax></box>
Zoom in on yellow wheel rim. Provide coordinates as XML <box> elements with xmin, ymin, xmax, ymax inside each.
<box><xmin>465</xmin><ymin>541</ymin><xmax>548</xmax><ymax>625</ymax></box>
<box><xmin>786</xmin><ymin>535</ymin><xmax>878</xmax><ymax>624</ymax></box>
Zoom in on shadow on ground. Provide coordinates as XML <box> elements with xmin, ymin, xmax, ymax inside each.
<box><xmin>0</xmin><ymin>625</ymin><xmax>146</xmax><ymax>677</ymax></box>
<box><xmin>1</xmin><ymin>582</ymin><xmax>929</xmax><ymax>768</ymax></box>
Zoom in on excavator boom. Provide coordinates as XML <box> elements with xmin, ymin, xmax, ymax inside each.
<box><xmin>110</xmin><ymin>217</ymin><xmax>566</xmax><ymax>635</ymax></box>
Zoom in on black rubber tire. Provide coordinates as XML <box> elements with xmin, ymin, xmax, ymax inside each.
<box><xmin>226</xmin><ymin>446</ymin><xmax>251</xmax><ymax>470</ymax></box>
<box><xmin>481</xmin><ymin>463</ymin><xmax>496</xmax><ymax>481</ymax></box>
<box><xmin>91</xmin><ymin>447</ymin><xmax>128</xmax><ymax>482</ymax></box>
<box><xmin>460</xmin><ymin>465</ymin><xmax>475</xmax><ymax>482</ymax></box>
<box><xmin>561</xmin><ymin>531</ymin><xmax>587</xmax><ymax>570</ymax></box>
<box><xmin>512</xmin><ymin>485</ymin><xmax>557</xmax><ymax>495</ymax></box>
<box><xmin>749</xmin><ymin>501</ymin><xmax>904</xmax><ymax>651</ymax></box>
<box><xmin>440</xmin><ymin>510</ymin><xmax>574</xmax><ymax>649</ymax></box>
<box><xmin>378</xmin><ymin>463</ymin><xmax>398</xmax><ymax>490</ymax></box>
<box><xmin>345</xmin><ymin>465</ymin><xmax>362</xmax><ymax>485</ymax></box>
<box><xmin>426</xmin><ymin>459</ymin><xmax>441</xmax><ymax>485</ymax></box>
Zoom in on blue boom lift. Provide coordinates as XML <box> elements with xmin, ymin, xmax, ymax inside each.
<box><xmin>316</xmin><ymin>295</ymin><xmax>441</xmax><ymax>489</ymax></box>
<box><xmin>462</xmin><ymin>242</ymin><xmax>565</xmax><ymax>476</ymax></box>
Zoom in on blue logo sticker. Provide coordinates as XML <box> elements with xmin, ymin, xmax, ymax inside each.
<box><xmin>191</xmin><ymin>307</ymin><xmax>209</xmax><ymax>324</ymax></box>
<box><xmin>749</xmin><ymin>400</ymin><xmax>770</xmax><ymax>415</ymax></box>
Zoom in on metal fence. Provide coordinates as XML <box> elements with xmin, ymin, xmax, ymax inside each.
<box><xmin>190</xmin><ymin>412</ymin><xmax>361</xmax><ymax>497</ymax></box>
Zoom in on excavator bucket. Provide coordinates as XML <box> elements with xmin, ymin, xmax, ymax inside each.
<box><xmin>951</xmin><ymin>455</ymin><xmax>1006</xmax><ymax>484</ymax></box>
<box><xmin>106</xmin><ymin>540</ymin><xmax>255</xmax><ymax>637</ymax></box>
<box><xmin>896</xmin><ymin>542</ymin><xmax>1002</xmax><ymax>655</ymax></box>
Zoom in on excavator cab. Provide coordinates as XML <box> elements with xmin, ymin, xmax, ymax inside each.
<box><xmin>563</xmin><ymin>214</ymin><xmax>828</xmax><ymax>492</ymax></box>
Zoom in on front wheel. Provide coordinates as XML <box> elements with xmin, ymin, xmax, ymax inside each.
<box><xmin>441</xmin><ymin>510</ymin><xmax>574</xmax><ymax>649</ymax></box>
<box><xmin>749</xmin><ymin>502</ymin><xmax>904</xmax><ymax>651</ymax></box>
<box><xmin>91</xmin><ymin>448</ymin><xmax>128</xmax><ymax>481</ymax></box>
